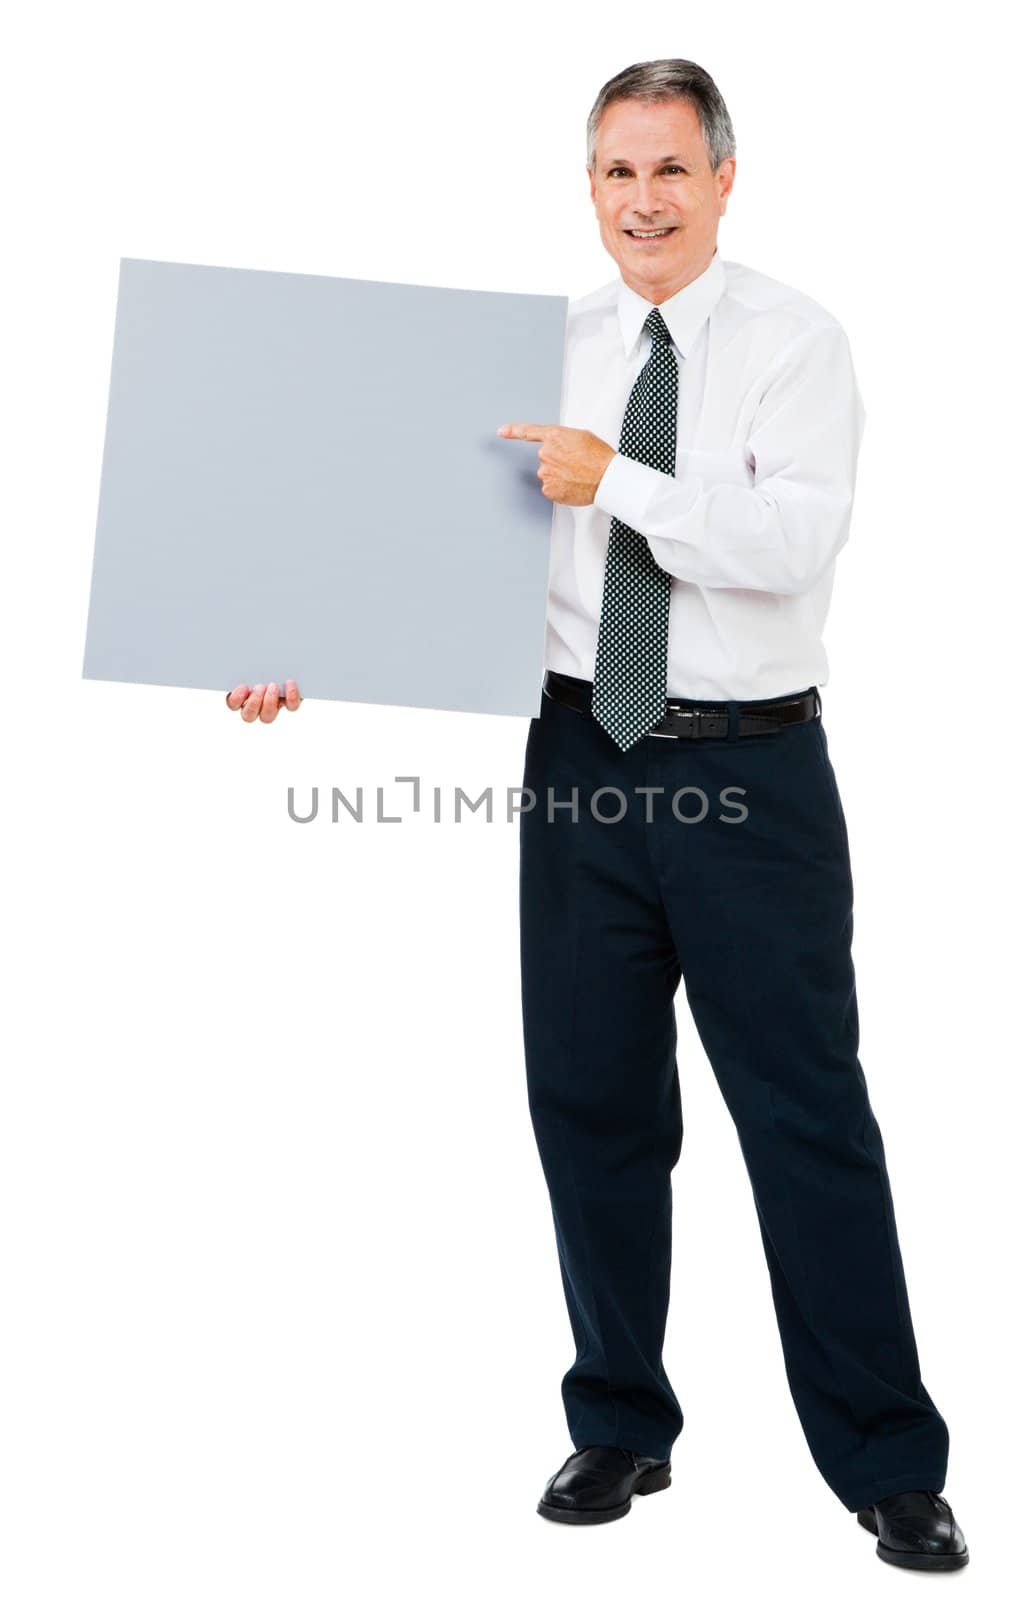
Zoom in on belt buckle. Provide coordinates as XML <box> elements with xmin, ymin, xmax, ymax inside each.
<box><xmin>667</xmin><ymin>706</ymin><xmax>702</xmax><ymax>739</ymax></box>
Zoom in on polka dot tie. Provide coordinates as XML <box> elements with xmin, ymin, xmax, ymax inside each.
<box><xmin>591</xmin><ymin>307</ymin><xmax>677</xmax><ymax>751</ymax></box>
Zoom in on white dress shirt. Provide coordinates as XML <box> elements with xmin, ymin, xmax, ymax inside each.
<box><xmin>545</xmin><ymin>247</ymin><xmax>866</xmax><ymax>701</ymax></box>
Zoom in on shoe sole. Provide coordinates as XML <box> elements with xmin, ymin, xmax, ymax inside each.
<box><xmin>537</xmin><ymin>1462</ymin><xmax>672</xmax><ymax>1524</ymax></box>
<box><xmin>856</xmin><ymin>1506</ymin><xmax>969</xmax><ymax>1569</ymax></box>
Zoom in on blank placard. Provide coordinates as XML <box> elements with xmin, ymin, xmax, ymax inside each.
<box><xmin>82</xmin><ymin>258</ymin><xmax>567</xmax><ymax>716</ymax></box>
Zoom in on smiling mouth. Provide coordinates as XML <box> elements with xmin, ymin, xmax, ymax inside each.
<box><xmin>624</xmin><ymin>227</ymin><xmax>677</xmax><ymax>240</ymax></box>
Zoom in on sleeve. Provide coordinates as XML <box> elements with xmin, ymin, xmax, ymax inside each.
<box><xmin>592</xmin><ymin>320</ymin><xmax>867</xmax><ymax>596</ymax></box>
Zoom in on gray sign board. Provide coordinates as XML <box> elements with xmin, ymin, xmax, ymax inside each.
<box><xmin>82</xmin><ymin>259</ymin><xmax>567</xmax><ymax>716</ymax></box>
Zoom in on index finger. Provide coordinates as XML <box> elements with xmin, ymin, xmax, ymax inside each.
<box><xmin>496</xmin><ymin>423</ymin><xmax>552</xmax><ymax>442</ymax></box>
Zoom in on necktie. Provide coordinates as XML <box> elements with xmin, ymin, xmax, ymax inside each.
<box><xmin>591</xmin><ymin>307</ymin><xmax>677</xmax><ymax>752</ymax></box>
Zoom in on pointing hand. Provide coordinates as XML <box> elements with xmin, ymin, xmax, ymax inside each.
<box><xmin>497</xmin><ymin>423</ymin><xmax>616</xmax><ymax>506</ymax></box>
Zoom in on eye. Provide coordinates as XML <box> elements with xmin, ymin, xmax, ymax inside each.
<box><xmin>607</xmin><ymin>165</ymin><xmax>685</xmax><ymax>178</ymax></box>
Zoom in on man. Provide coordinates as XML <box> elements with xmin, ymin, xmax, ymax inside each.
<box><xmin>495</xmin><ymin>59</ymin><xmax>968</xmax><ymax>1572</ymax></box>
<box><xmin>225</xmin><ymin>57</ymin><xmax>967</xmax><ymax>1573</ymax></box>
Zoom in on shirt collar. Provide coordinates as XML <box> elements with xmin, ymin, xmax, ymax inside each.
<box><xmin>616</xmin><ymin>247</ymin><xmax>726</xmax><ymax>359</ymax></box>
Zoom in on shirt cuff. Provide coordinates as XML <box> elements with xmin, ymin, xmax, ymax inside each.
<box><xmin>593</xmin><ymin>450</ymin><xmax>701</xmax><ymax>532</ymax></box>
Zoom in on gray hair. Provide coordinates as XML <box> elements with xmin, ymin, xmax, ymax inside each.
<box><xmin>586</xmin><ymin>59</ymin><xmax>736</xmax><ymax>175</ymax></box>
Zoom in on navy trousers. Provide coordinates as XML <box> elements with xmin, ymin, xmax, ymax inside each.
<box><xmin>518</xmin><ymin>678</ymin><xmax>950</xmax><ymax>1512</ymax></box>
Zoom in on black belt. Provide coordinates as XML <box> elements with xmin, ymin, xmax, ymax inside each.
<box><xmin>542</xmin><ymin>670</ymin><xmax>821</xmax><ymax>739</ymax></box>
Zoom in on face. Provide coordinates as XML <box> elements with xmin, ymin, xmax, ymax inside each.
<box><xmin>588</xmin><ymin>97</ymin><xmax>735</xmax><ymax>303</ymax></box>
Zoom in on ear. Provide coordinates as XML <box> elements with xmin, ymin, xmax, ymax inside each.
<box><xmin>717</xmin><ymin>156</ymin><xmax>737</xmax><ymax>208</ymax></box>
<box><xmin>587</xmin><ymin>164</ymin><xmax>597</xmax><ymax>208</ymax></box>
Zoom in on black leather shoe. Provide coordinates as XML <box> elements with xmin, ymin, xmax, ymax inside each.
<box><xmin>537</xmin><ymin>1444</ymin><xmax>671</xmax><ymax>1524</ymax></box>
<box><xmin>856</xmin><ymin>1490</ymin><xmax>969</xmax><ymax>1570</ymax></box>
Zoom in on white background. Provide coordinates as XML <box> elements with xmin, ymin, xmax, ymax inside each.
<box><xmin>2</xmin><ymin>2</ymin><xmax>1024</xmax><ymax>1594</ymax></box>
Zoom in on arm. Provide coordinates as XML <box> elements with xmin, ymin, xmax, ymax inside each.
<box><xmin>592</xmin><ymin>321</ymin><xmax>867</xmax><ymax>596</ymax></box>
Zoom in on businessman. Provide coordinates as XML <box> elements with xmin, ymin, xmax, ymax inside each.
<box><xmin>226</xmin><ymin>56</ymin><xmax>967</xmax><ymax>1573</ymax></box>
<box><xmin>495</xmin><ymin>58</ymin><xmax>967</xmax><ymax>1571</ymax></box>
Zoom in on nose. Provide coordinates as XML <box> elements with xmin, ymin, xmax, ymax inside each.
<box><xmin>630</xmin><ymin>177</ymin><xmax>664</xmax><ymax>220</ymax></box>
